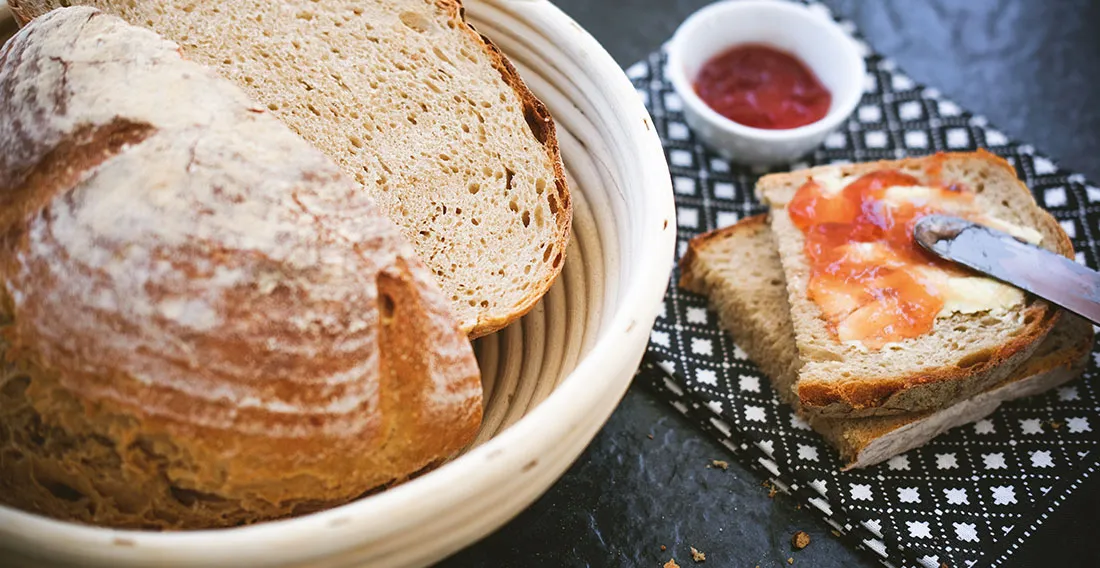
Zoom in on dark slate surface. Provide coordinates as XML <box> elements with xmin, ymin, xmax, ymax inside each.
<box><xmin>443</xmin><ymin>1</ymin><xmax>1100</xmax><ymax>566</ymax></box>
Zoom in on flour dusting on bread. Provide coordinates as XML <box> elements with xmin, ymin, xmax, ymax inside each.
<box><xmin>0</xmin><ymin>8</ymin><xmax>482</xmax><ymax>529</ymax></box>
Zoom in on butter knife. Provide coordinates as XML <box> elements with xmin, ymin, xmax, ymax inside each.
<box><xmin>913</xmin><ymin>214</ymin><xmax>1100</xmax><ymax>325</ymax></box>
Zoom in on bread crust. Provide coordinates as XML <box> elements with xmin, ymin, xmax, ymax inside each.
<box><xmin>758</xmin><ymin>151</ymin><xmax>1071</xmax><ymax>417</ymax></box>
<box><xmin>9</xmin><ymin>0</ymin><xmax>573</xmax><ymax>340</ymax></box>
<box><xmin>0</xmin><ymin>8</ymin><xmax>481</xmax><ymax>529</ymax></box>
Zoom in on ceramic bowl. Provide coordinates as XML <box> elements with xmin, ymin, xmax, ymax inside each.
<box><xmin>666</xmin><ymin>0</ymin><xmax>866</xmax><ymax>166</ymax></box>
<box><xmin>0</xmin><ymin>1</ymin><xmax>676</xmax><ymax>566</ymax></box>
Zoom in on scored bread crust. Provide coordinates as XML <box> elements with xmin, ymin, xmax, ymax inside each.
<box><xmin>9</xmin><ymin>0</ymin><xmax>573</xmax><ymax>339</ymax></box>
<box><xmin>0</xmin><ymin>8</ymin><xmax>481</xmax><ymax>529</ymax></box>
<box><xmin>758</xmin><ymin>151</ymin><xmax>1072</xmax><ymax>417</ymax></box>
<box><xmin>680</xmin><ymin>215</ymin><xmax>1091</xmax><ymax>468</ymax></box>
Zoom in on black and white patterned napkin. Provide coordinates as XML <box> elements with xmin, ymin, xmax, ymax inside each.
<box><xmin>630</xmin><ymin>3</ymin><xmax>1100</xmax><ymax>567</ymax></box>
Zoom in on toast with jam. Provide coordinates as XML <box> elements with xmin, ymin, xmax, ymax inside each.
<box><xmin>757</xmin><ymin>151</ymin><xmax>1074</xmax><ymax>417</ymax></box>
<box><xmin>679</xmin><ymin>214</ymin><xmax>1090</xmax><ymax>468</ymax></box>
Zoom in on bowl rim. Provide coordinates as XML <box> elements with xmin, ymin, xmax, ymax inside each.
<box><xmin>665</xmin><ymin>0</ymin><xmax>866</xmax><ymax>142</ymax></box>
<box><xmin>0</xmin><ymin>0</ymin><xmax>677</xmax><ymax>563</ymax></box>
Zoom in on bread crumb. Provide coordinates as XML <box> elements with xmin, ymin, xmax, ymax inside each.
<box><xmin>664</xmin><ymin>559</ymin><xmax>680</xmax><ymax>568</ymax></box>
<box><xmin>767</xmin><ymin>485</ymin><xmax>779</xmax><ymax>499</ymax></box>
<box><xmin>690</xmin><ymin>546</ymin><xmax>706</xmax><ymax>562</ymax></box>
<box><xmin>648</xmin><ymin>434</ymin><xmax>655</xmax><ymax>439</ymax></box>
<box><xmin>1051</xmin><ymin>421</ymin><xmax>1063</xmax><ymax>430</ymax></box>
<box><xmin>787</xmin><ymin>557</ymin><xmax>794</xmax><ymax>564</ymax></box>
<box><xmin>660</xmin><ymin>545</ymin><xmax>666</xmax><ymax>551</ymax></box>
<box><xmin>711</xmin><ymin>460</ymin><xmax>729</xmax><ymax>470</ymax></box>
<box><xmin>831</xmin><ymin>529</ymin><xmax>842</xmax><ymax>538</ymax></box>
<box><xmin>791</xmin><ymin>531</ymin><xmax>811</xmax><ymax>550</ymax></box>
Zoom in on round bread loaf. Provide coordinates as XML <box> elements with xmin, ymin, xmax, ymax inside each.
<box><xmin>0</xmin><ymin>7</ymin><xmax>482</xmax><ymax>530</ymax></box>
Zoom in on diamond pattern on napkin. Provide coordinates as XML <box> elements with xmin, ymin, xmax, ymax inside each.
<box><xmin>632</xmin><ymin>3</ymin><xmax>1100</xmax><ymax>567</ymax></box>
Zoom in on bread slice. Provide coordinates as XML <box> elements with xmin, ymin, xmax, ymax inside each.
<box><xmin>757</xmin><ymin>151</ymin><xmax>1073</xmax><ymax>417</ymax></box>
<box><xmin>680</xmin><ymin>215</ymin><xmax>1091</xmax><ymax>469</ymax></box>
<box><xmin>9</xmin><ymin>0</ymin><xmax>572</xmax><ymax>338</ymax></box>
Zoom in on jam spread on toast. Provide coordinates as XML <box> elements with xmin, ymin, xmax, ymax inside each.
<box><xmin>788</xmin><ymin>170</ymin><xmax>981</xmax><ymax>347</ymax></box>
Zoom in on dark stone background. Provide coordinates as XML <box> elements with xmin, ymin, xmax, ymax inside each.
<box><xmin>444</xmin><ymin>1</ymin><xmax>1100</xmax><ymax>566</ymax></box>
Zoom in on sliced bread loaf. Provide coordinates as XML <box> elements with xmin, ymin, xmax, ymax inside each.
<box><xmin>9</xmin><ymin>0</ymin><xmax>571</xmax><ymax>337</ymax></box>
<box><xmin>757</xmin><ymin>151</ymin><xmax>1073</xmax><ymax>417</ymax></box>
<box><xmin>680</xmin><ymin>215</ymin><xmax>1090</xmax><ymax>469</ymax></box>
<box><xmin>0</xmin><ymin>7</ymin><xmax>481</xmax><ymax>528</ymax></box>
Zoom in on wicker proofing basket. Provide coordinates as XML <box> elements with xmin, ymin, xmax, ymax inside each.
<box><xmin>0</xmin><ymin>1</ymin><xmax>676</xmax><ymax>566</ymax></box>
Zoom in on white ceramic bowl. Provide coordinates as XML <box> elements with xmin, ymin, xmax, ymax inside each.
<box><xmin>0</xmin><ymin>1</ymin><xmax>676</xmax><ymax>566</ymax></box>
<box><xmin>666</xmin><ymin>0</ymin><xmax>865</xmax><ymax>166</ymax></box>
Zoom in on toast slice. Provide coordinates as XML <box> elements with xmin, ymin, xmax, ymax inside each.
<box><xmin>757</xmin><ymin>151</ymin><xmax>1073</xmax><ymax>417</ymax></box>
<box><xmin>680</xmin><ymin>215</ymin><xmax>1091</xmax><ymax>469</ymax></box>
<box><xmin>9</xmin><ymin>0</ymin><xmax>571</xmax><ymax>338</ymax></box>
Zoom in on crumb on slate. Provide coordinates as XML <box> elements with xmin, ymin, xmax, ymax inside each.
<box><xmin>711</xmin><ymin>460</ymin><xmax>728</xmax><ymax>470</ymax></box>
<box><xmin>791</xmin><ymin>531</ymin><xmax>810</xmax><ymax>550</ymax></box>
<box><xmin>1051</xmin><ymin>421</ymin><xmax>1063</xmax><ymax>430</ymax></box>
<box><xmin>664</xmin><ymin>559</ymin><xmax>680</xmax><ymax>568</ymax></box>
<box><xmin>831</xmin><ymin>530</ymin><xmax>842</xmax><ymax>538</ymax></box>
<box><xmin>648</xmin><ymin>434</ymin><xmax>655</xmax><ymax>439</ymax></box>
<box><xmin>787</xmin><ymin>557</ymin><xmax>794</xmax><ymax>564</ymax></box>
<box><xmin>660</xmin><ymin>545</ymin><xmax>666</xmax><ymax>551</ymax></box>
<box><xmin>690</xmin><ymin>546</ymin><xmax>706</xmax><ymax>562</ymax></box>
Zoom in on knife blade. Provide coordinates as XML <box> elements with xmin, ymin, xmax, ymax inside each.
<box><xmin>913</xmin><ymin>214</ymin><xmax>1100</xmax><ymax>325</ymax></box>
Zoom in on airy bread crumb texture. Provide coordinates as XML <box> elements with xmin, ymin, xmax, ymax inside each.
<box><xmin>10</xmin><ymin>0</ymin><xmax>571</xmax><ymax>336</ymax></box>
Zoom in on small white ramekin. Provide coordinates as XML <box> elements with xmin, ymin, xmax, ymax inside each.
<box><xmin>666</xmin><ymin>0</ymin><xmax>866</xmax><ymax>166</ymax></box>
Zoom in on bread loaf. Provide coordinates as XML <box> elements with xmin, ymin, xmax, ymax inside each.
<box><xmin>0</xmin><ymin>7</ymin><xmax>481</xmax><ymax>529</ymax></box>
<box><xmin>10</xmin><ymin>0</ymin><xmax>573</xmax><ymax>338</ymax></box>
<box><xmin>680</xmin><ymin>215</ymin><xmax>1090</xmax><ymax>469</ymax></box>
<box><xmin>757</xmin><ymin>152</ymin><xmax>1072</xmax><ymax>417</ymax></box>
